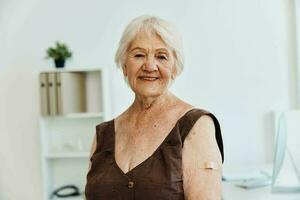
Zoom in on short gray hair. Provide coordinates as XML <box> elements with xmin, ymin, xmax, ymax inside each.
<box><xmin>115</xmin><ymin>15</ymin><xmax>184</xmax><ymax>77</ymax></box>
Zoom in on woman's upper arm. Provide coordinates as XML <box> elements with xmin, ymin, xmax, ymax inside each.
<box><xmin>88</xmin><ymin>133</ymin><xmax>97</xmax><ymax>171</ymax></box>
<box><xmin>182</xmin><ymin>115</ymin><xmax>223</xmax><ymax>200</ymax></box>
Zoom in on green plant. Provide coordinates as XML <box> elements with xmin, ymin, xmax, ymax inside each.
<box><xmin>46</xmin><ymin>41</ymin><xmax>72</xmax><ymax>60</ymax></box>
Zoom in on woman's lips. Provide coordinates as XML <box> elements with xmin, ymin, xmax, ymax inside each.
<box><xmin>138</xmin><ymin>76</ymin><xmax>159</xmax><ymax>81</ymax></box>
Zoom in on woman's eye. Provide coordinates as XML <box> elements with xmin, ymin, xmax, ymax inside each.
<box><xmin>134</xmin><ymin>54</ymin><xmax>145</xmax><ymax>58</ymax></box>
<box><xmin>157</xmin><ymin>55</ymin><xmax>167</xmax><ymax>60</ymax></box>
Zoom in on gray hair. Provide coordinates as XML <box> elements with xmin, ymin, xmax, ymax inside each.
<box><xmin>115</xmin><ymin>15</ymin><xmax>184</xmax><ymax>78</ymax></box>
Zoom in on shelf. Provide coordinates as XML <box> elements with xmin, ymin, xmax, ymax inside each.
<box><xmin>41</xmin><ymin>67</ymin><xmax>102</xmax><ymax>73</ymax></box>
<box><xmin>39</xmin><ymin>68</ymin><xmax>110</xmax><ymax>200</ymax></box>
<box><xmin>51</xmin><ymin>195</ymin><xmax>85</xmax><ymax>200</ymax></box>
<box><xmin>46</xmin><ymin>152</ymin><xmax>89</xmax><ymax>159</ymax></box>
<box><xmin>42</xmin><ymin>112</ymin><xmax>104</xmax><ymax>119</ymax></box>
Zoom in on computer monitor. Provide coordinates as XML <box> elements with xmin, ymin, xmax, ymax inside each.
<box><xmin>272</xmin><ymin>111</ymin><xmax>300</xmax><ymax>193</ymax></box>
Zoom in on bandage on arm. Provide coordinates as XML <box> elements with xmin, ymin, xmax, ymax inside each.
<box><xmin>200</xmin><ymin>161</ymin><xmax>220</xmax><ymax>170</ymax></box>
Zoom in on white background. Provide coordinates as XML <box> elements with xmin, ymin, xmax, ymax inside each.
<box><xmin>0</xmin><ymin>0</ymin><xmax>299</xmax><ymax>199</ymax></box>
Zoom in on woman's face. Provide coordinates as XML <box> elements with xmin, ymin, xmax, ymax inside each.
<box><xmin>123</xmin><ymin>31</ymin><xmax>176</xmax><ymax>98</ymax></box>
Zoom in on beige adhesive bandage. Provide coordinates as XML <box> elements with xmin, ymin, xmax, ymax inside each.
<box><xmin>200</xmin><ymin>161</ymin><xmax>219</xmax><ymax>170</ymax></box>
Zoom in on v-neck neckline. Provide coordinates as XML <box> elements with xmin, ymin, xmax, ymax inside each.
<box><xmin>111</xmin><ymin>108</ymin><xmax>197</xmax><ymax>176</ymax></box>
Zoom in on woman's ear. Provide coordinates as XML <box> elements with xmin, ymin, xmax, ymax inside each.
<box><xmin>122</xmin><ymin>65</ymin><xmax>127</xmax><ymax>77</ymax></box>
<box><xmin>171</xmin><ymin>51</ymin><xmax>178</xmax><ymax>80</ymax></box>
<box><xmin>171</xmin><ymin>66</ymin><xmax>177</xmax><ymax>80</ymax></box>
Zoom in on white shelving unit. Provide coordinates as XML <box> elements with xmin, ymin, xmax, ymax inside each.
<box><xmin>38</xmin><ymin>68</ymin><xmax>111</xmax><ymax>200</ymax></box>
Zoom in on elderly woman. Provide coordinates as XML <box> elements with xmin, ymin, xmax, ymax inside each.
<box><xmin>85</xmin><ymin>15</ymin><xmax>224</xmax><ymax>200</ymax></box>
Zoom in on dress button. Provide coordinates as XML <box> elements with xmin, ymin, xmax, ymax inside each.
<box><xmin>127</xmin><ymin>181</ymin><xmax>134</xmax><ymax>188</ymax></box>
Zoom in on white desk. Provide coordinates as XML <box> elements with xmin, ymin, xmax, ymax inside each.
<box><xmin>222</xmin><ymin>182</ymin><xmax>300</xmax><ymax>200</ymax></box>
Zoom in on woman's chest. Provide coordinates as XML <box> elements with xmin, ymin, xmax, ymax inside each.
<box><xmin>114</xmin><ymin>121</ymin><xmax>176</xmax><ymax>173</ymax></box>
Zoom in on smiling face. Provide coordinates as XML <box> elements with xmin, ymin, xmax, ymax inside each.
<box><xmin>123</xmin><ymin>31</ymin><xmax>176</xmax><ymax>98</ymax></box>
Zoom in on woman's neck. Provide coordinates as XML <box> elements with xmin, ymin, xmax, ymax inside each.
<box><xmin>132</xmin><ymin>91</ymin><xmax>175</xmax><ymax>111</ymax></box>
<box><xmin>123</xmin><ymin>92</ymin><xmax>177</xmax><ymax>127</ymax></box>
<box><xmin>115</xmin><ymin>92</ymin><xmax>190</xmax><ymax>131</ymax></box>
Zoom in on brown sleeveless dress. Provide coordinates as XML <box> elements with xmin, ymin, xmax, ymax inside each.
<box><xmin>85</xmin><ymin>108</ymin><xmax>224</xmax><ymax>200</ymax></box>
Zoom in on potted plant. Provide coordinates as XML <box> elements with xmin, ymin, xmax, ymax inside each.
<box><xmin>46</xmin><ymin>41</ymin><xmax>72</xmax><ymax>68</ymax></box>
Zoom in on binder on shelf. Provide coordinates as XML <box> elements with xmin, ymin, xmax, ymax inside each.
<box><xmin>39</xmin><ymin>73</ymin><xmax>50</xmax><ymax>116</ymax></box>
<box><xmin>39</xmin><ymin>71</ymin><xmax>100</xmax><ymax>117</ymax></box>
<box><xmin>56</xmin><ymin>72</ymin><xmax>62</xmax><ymax>115</ymax></box>
<box><xmin>48</xmin><ymin>72</ymin><xmax>58</xmax><ymax>115</ymax></box>
<box><xmin>85</xmin><ymin>71</ymin><xmax>102</xmax><ymax>113</ymax></box>
<box><xmin>56</xmin><ymin>72</ymin><xmax>86</xmax><ymax>115</ymax></box>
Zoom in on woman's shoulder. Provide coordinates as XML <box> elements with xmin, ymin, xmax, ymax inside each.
<box><xmin>177</xmin><ymin>103</ymin><xmax>221</xmax><ymax>127</ymax></box>
<box><xmin>171</xmin><ymin>98</ymin><xmax>219</xmax><ymax>124</ymax></box>
<box><xmin>181</xmin><ymin>106</ymin><xmax>218</xmax><ymax>121</ymax></box>
<box><xmin>182</xmin><ymin>107</ymin><xmax>221</xmax><ymax>141</ymax></box>
<box><xmin>95</xmin><ymin>119</ymin><xmax>114</xmax><ymax>133</ymax></box>
<box><xmin>181</xmin><ymin>107</ymin><xmax>224</xmax><ymax>163</ymax></box>
<box><xmin>175</xmin><ymin>98</ymin><xmax>215</xmax><ymax>118</ymax></box>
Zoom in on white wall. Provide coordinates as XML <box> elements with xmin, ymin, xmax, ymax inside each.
<box><xmin>0</xmin><ymin>0</ymin><xmax>298</xmax><ymax>199</ymax></box>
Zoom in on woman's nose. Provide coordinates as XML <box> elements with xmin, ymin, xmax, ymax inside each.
<box><xmin>143</xmin><ymin>56</ymin><xmax>158</xmax><ymax>71</ymax></box>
